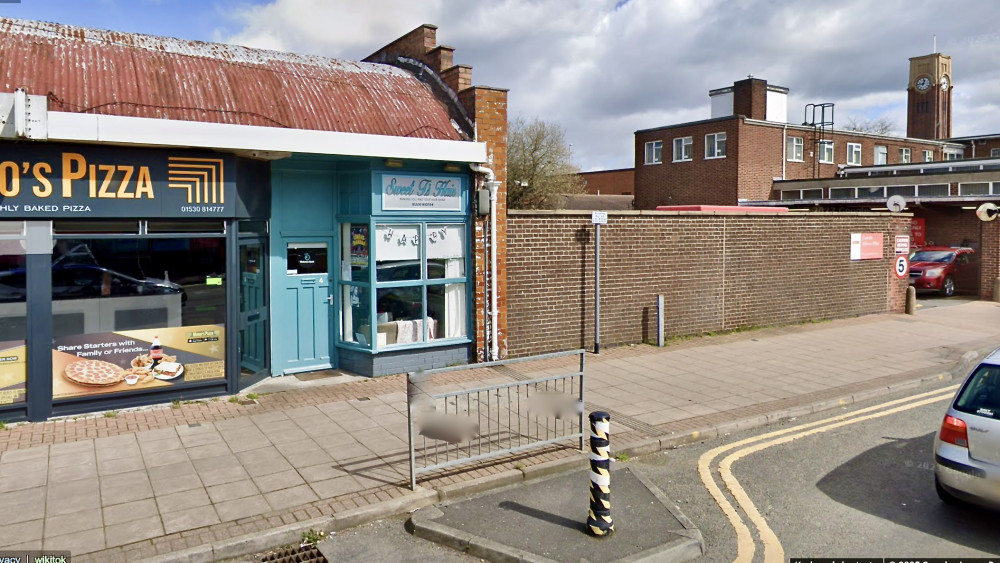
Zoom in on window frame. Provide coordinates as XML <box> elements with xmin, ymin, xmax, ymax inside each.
<box><xmin>786</xmin><ymin>136</ymin><xmax>804</xmax><ymax>162</ymax></box>
<box><xmin>899</xmin><ymin>148</ymin><xmax>911</xmax><ymax>163</ymax></box>
<box><xmin>672</xmin><ymin>137</ymin><xmax>693</xmax><ymax>162</ymax></box>
<box><xmin>705</xmin><ymin>132</ymin><xmax>727</xmax><ymax>159</ymax></box>
<box><xmin>339</xmin><ymin>218</ymin><xmax>471</xmax><ymax>352</ymax></box>
<box><xmin>644</xmin><ymin>140</ymin><xmax>662</xmax><ymax>165</ymax></box>
<box><xmin>991</xmin><ymin>148</ymin><xmax>1000</xmax><ymax>158</ymax></box>
<box><xmin>874</xmin><ymin>145</ymin><xmax>888</xmax><ymax>166</ymax></box>
<box><xmin>818</xmin><ymin>140</ymin><xmax>834</xmax><ymax>164</ymax></box>
<box><xmin>923</xmin><ymin>150</ymin><xmax>934</xmax><ymax>162</ymax></box>
<box><xmin>847</xmin><ymin>143</ymin><xmax>862</xmax><ymax>166</ymax></box>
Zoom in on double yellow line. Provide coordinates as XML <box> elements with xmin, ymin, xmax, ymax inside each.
<box><xmin>697</xmin><ymin>384</ymin><xmax>959</xmax><ymax>563</ymax></box>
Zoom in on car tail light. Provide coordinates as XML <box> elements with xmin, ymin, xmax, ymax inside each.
<box><xmin>940</xmin><ymin>415</ymin><xmax>969</xmax><ymax>448</ymax></box>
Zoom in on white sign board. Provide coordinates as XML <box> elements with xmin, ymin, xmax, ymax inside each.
<box><xmin>894</xmin><ymin>235</ymin><xmax>910</xmax><ymax>255</ymax></box>
<box><xmin>382</xmin><ymin>175</ymin><xmax>462</xmax><ymax>212</ymax></box>
<box><xmin>591</xmin><ymin>211</ymin><xmax>608</xmax><ymax>225</ymax></box>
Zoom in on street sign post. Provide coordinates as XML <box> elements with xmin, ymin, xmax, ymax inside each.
<box><xmin>894</xmin><ymin>254</ymin><xmax>909</xmax><ymax>279</ymax></box>
<box><xmin>591</xmin><ymin>211</ymin><xmax>606</xmax><ymax>353</ymax></box>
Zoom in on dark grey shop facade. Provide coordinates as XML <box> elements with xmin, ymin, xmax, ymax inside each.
<box><xmin>0</xmin><ymin>141</ymin><xmax>270</xmax><ymax>421</ymax></box>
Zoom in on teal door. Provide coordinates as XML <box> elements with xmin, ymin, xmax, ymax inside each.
<box><xmin>239</xmin><ymin>237</ymin><xmax>269</xmax><ymax>388</ymax></box>
<box><xmin>278</xmin><ymin>239</ymin><xmax>334</xmax><ymax>373</ymax></box>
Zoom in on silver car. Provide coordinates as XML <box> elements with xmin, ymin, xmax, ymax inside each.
<box><xmin>934</xmin><ymin>349</ymin><xmax>1000</xmax><ymax>508</ymax></box>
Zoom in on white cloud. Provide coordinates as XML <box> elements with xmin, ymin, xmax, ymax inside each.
<box><xmin>217</xmin><ymin>0</ymin><xmax>1000</xmax><ymax>170</ymax></box>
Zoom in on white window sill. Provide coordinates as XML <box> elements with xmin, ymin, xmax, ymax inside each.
<box><xmin>672</xmin><ymin>158</ymin><xmax>692</xmax><ymax>163</ymax></box>
<box><xmin>787</xmin><ymin>158</ymin><xmax>804</xmax><ymax>163</ymax></box>
<box><xmin>644</xmin><ymin>161</ymin><xmax>662</xmax><ymax>165</ymax></box>
<box><xmin>704</xmin><ymin>155</ymin><xmax>727</xmax><ymax>160</ymax></box>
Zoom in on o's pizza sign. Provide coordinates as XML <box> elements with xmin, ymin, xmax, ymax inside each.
<box><xmin>0</xmin><ymin>143</ymin><xmax>235</xmax><ymax>218</ymax></box>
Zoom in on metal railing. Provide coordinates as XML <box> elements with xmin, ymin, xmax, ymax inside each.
<box><xmin>407</xmin><ymin>349</ymin><xmax>585</xmax><ymax>490</ymax></box>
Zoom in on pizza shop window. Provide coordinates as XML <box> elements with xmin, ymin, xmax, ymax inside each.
<box><xmin>51</xmin><ymin>231</ymin><xmax>227</xmax><ymax>401</ymax></box>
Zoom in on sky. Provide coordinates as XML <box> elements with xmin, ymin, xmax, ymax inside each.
<box><xmin>3</xmin><ymin>0</ymin><xmax>1000</xmax><ymax>172</ymax></box>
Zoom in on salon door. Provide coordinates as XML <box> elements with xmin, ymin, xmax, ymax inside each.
<box><xmin>277</xmin><ymin>239</ymin><xmax>334</xmax><ymax>374</ymax></box>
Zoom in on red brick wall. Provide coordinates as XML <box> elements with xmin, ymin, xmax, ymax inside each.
<box><xmin>981</xmin><ymin>220</ymin><xmax>1000</xmax><ymax>300</ymax></box>
<box><xmin>461</xmin><ymin>87</ymin><xmax>509</xmax><ymax>360</ymax></box>
<box><xmin>964</xmin><ymin>138</ymin><xmax>1000</xmax><ymax>159</ymax></box>
<box><xmin>507</xmin><ymin>211</ymin><xmax>910</xmax><ymax>357</ymax></box>
<box><xmin>579</xmin><ymin>169</ymin><xmax>635</xmax><ymax>195</ymax></box>
<box><xmin>635</xmin><ymin>119</ymin><xmax>741</xmax><ymax>209</ymax></box>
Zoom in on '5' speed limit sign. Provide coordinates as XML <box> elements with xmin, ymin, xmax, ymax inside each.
<box><xmin>893</xmin><ymin>254</ymin><xmax>909</xmax><ymax>279</ymax></box>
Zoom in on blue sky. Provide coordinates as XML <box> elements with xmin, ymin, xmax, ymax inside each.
<box><xmin>4</xmin><ymin>1</ymin><xmax>1000</xmax><ymax>172</ymax></box>
<box><xmin>0</xmin><ymin>0</ymin><xmax>249</xmax><ymax>42</ymax></box>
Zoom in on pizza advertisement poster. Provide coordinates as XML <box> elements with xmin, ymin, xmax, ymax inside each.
<box><xmin>0</xmin><ymin>340</ymin><xmax>26</xmax><ymax>405</ymax></box>
<box><xmin>53</xmin><ymin>325</ymin><xmax>225</xmax><ymax>399</ymax></box>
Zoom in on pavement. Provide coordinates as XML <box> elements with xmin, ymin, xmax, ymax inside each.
<box><xmin>0</xmin><ymin>298</ymin><xmax>996</xmax><ymax>562</ymax></box>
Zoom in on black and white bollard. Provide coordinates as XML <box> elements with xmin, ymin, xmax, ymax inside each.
<box><xmin>587</xmin><ymin>411</ymin><xmax>614</xmax><ymax>537</ymax></box>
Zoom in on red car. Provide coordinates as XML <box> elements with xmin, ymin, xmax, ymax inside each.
<box><xmin>908</xmin><ymin>246</ymin><xmax>977</xmax><ymax>297</ymax></box>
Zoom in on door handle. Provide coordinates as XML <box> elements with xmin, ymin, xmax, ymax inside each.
<box><xmin>325</xmin><ymin>296</ymin><xmax>334</xmax><ymax>305</ymax></box>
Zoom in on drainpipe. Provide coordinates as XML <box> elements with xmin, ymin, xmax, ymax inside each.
<box><xmin>470</xmin><ymin>163</ymin><xmax>500</xmax><ymax>361</ymax></box>
<box><xmin>781</xmin><ymin>124</ymin><xmax>787</xmax><ymax>180</ymax></box>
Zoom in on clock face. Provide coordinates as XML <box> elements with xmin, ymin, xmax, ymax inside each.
<box><xmin>941</xmin><ymin>76</ymin><xmax>950</xmax><ymax>91</ymax></box>
<box><xmin>915</xmin><ymin>76</ymin><xmax>931</xmax><ymax>92</ymax></box>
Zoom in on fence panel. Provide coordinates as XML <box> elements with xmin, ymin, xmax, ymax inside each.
<box><xmin>407</xmin><ymin>349</ymin><xmax>585</xmax><ymax>490</ymax></box>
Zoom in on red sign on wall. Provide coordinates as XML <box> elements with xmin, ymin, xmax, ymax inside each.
<box><xmin>850</xmin><ymin>233</ymin><xmax>884</xmax><ymax>260</ymax></box>
<box><xmin>911</xmin><ymin>218</ymin><xmax>926</xmax><ymax>247</ymax></box>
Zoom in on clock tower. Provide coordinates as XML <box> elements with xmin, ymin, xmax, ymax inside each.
<box><xmin>907</xmin><ymin>53</ymin><xmax>952</xmax><ymax>140</ymax></box>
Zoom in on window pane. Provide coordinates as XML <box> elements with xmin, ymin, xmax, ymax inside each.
<box><xmin>0</xmin><ymin>252</ymin><xmax>27</xmax><ymax>405</ymax></box>
<box><xmin>51</xmin><ymin>237</ymin><xmax>226</xmax><ymax>400</ymax></box>
<box><xmin>343</xmin><ymin>285</ymin><xmax>371</xmax><ymax>347</ymax></box>
<box><xmin>376</xmin><ymin>286</ymin><xmax>431</xmax><ymax>345</ymax></box>
<box><xmin>376</xmin><ymin>224</ymin><xmax>420</xmax><ymax>282</ymax></box>
<box><xmin>427</xmin><ymin>224</ymin><xmax>465</xmax><ymax>279</ymax></box>
<box><xmin>343</xmin><ymin>224</ymin><xmax>369</xmax><ymax>283</ymax></box>
<box><xmin>287</xmin><ymin>243</ymin><xmax>328</xmax><ymax>276</ymax></box>
<box><xmin>428</xmin><ymin>283</ymin><xmax>466</xmax><ymax>339</ymax></box>
<box><xmin>960</xmin><ymin>182</ymin><xmax>989</xmax><ymax>196</ymax></box>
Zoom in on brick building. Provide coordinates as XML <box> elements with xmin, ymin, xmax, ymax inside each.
<box><xmin>633</xmin><ymin>76</ymin><xmax>963</xmax><ymax>210</ymax></box>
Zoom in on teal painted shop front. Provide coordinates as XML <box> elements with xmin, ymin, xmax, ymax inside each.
<box><xmin>269</xmin><ymin>157</ymin><xmax>474</xmax><ymax>377</ymax></box>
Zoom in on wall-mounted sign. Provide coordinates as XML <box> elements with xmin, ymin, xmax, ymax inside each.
<box><xmin>382</xmin><ymin>174</ymin><xmax>462</xmax><ymax>212</ymax></box>
<box><xmin>850</xmin><ymin>233</ymin><xmax>884</xmax><ymax>260</ymax></box>
<box><xmin>894</xmin><ymin>235</ymin><xmax>910</xmax><ymax>255</ymax></box>
<box><xmin>0</xmin><ymin>143</ymin><xmax>236</xmax><ymax>218</ymax></box>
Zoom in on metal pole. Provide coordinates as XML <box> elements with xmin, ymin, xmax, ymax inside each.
<box><xmin>595</xmin><ymin>223</ymin><xmax>600</xmax><ymax>354</ymax></box>
<box><xmin>407</xmin><ymin>370</ymin><xmax>421</xmax><ymax>491</ymax></box>
<box><xmin>657</xmin><ymin>294</ymin><xmax>664</xmax><ymax>347</ymax></box>
<box><xmin>578</xmin><ymin>350</ymin><xmax>586</xmax><ymax>451</ymax></box>
<box><xmin>587</xmin><ymin>411</ymin><xmax>613</xmax><ymax>537</ymax></box>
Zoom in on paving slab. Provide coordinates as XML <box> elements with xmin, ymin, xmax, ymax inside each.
<box><xmin>411</xmin><ymin>467</ymin><xmax>703</xmax><ymax>562</ymax></box>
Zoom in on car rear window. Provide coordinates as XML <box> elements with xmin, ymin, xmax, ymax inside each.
<box><xmin>954</xmin><ymin>364</ymin><xmax>1000</xmax><ymax>420</ymax></box>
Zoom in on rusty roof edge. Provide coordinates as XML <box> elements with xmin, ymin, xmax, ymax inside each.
<box><xmin>47</xmin><ymin>111</ymin><xmax>488</xmax><ymax>163</ymax></box>
<box><xmin>0</xmin><ymin>17</ymin><xmax>409</xmax><ymax>77</ymax></box>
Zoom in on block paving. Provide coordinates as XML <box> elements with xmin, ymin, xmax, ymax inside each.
<box><xmin>0</xmin><ymin>301</ymin><xmax>992</xmax><ymax>561</ymax></box>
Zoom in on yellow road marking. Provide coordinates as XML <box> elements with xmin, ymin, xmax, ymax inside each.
<box><xmin>696</xmin><ymin>385</ymin><xmax>958</xmax><ymax>563</ymax></box>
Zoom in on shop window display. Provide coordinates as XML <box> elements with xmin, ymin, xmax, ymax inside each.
<box><xmin>50</xmin><ymin>237</ymin><xmax>227</xmax><ymax>400</ymax></box>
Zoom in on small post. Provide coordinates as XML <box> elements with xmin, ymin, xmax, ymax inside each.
<box><xmin>905</xmin><ymin>286</ymin><xmax>917</xmax><ymax>315</ymax></box>
<box><xmin>657</xmin><ymin>294</ymin><xmax>664</xmax><ymax>347</ymax></box>
<box><xmin>594</xmin><ymin>222</ymin><xmax>601</xmax><ymax>354</ymax></box>
<box><xmin>587</xmin><ymin>411</ymin><xmax>614</xmax><ymax>537</ymax></box>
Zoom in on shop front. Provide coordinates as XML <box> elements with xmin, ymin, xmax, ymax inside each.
<box><xmin>270</xmin><ymin>159</ymin><xmax>473</xmax><ymax>377</ymax></box>
<box><xmin>0</xmin><ymin>141</ymin><xmax>269</xmax><ymax>421</ymax></box>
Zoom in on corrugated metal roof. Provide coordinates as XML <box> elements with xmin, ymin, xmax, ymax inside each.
<box><xmin>0</xmin><ymin>18</ymin><xmax>465</xmax><ymax>140</ymax></box>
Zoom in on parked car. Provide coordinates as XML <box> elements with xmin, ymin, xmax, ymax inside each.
<box><xmin>0</xmin><ymin>264</ymin><xmax>185</xmax><ymax>302</ymax></box>
<box><xmin>908</xmin><ymin>246</ymin><xmax>977</xmax><ymax>297</ymax></box>
<box><xmin>934</xmin><ymin>348</ymin><xmax>1000</xmax><ymax>509</ymax></box>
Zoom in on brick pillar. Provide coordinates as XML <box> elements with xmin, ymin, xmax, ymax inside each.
<box><xmin>460</xmin><ymin>86</ymin><xmax>509</xmax><ymax>359</ymax></box>
<box><xmin>980</xmin><ymin>219</ymin><xmax>1000</xmax><ymax>300</ymax></box>
<box><xmin>363</xmin><ymin>24</ymin><xmax>438</xmax><ymax>66</ymax></box>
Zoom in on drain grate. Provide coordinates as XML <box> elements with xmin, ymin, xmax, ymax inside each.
<box><xmin>259</xmin><ymin>545</ymin><xmax>327</xmax><ymax>563</ymax></box>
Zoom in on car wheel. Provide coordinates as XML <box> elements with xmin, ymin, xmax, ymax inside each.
<box><xmin>941</xmin><ymin>276</ymin><xmax>955</xmax><ymax>297</ymax></box>
<box><xmin>935</xmin><ymin>475</ymin><xmax>962</xmax><ymax>506</ymax></box>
